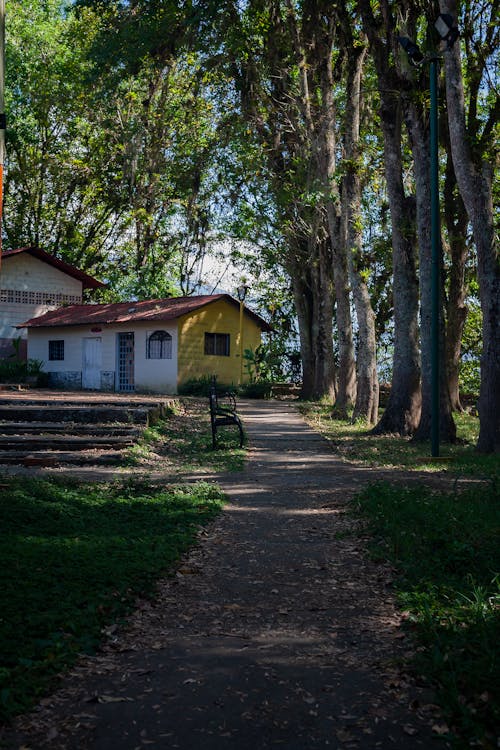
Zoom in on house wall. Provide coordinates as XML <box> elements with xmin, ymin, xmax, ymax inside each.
<box><xmin>177</xmin><ymin>298</ymin><xmax>263</xmax><ymax>386</ymax></box>
<box><xmin>0</xmin><ymin>254</ymin><xmax>83</xmax><ymax>357</ymax></box>
<box><xmin>27</xmin><ymin>321</ymin><xmax>178</xmax><ymax>393</ymax></box>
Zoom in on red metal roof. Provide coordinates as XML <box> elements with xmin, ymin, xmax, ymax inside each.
<box><xmin>2</xmin><ymin>246</ymin><xmax>105</xmax><ymax>289</ymax></box>
<box><xmin>18</xmin><ymin>295</ymin><xmax>272</xmax><ymax>331</ymax></box>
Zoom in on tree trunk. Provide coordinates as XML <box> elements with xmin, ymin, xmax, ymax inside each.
<box><xmin>297</xmin><ymin>3</ymin><xmax>356</xmax><ymax>418</ymax></box>
<box><xmin>405</xmin><ymin>100</ymin><xmax>456</xmax><ymax>443</ymax></box>
<box><xmin>443</xmin><ymin>139</ymin><xmax>468</xmax><ymax>412</ymax></box>
<box><xmin>371</xmin><ymin>92</ymin><xmax>421</xmax><ymax>435</ymax></box>
<box><xmin>289</xmin><ymin>238</ymin><xmax>336</xmax><ymax>401</ymax></box>
<box><xmin>340</xmin><ymin>42</ymin><xmax>379</xmax><ymax>424</ymax></box>
<box><xmin>357</xmin><ymin>0</ymin><xmax>421</xmax><ymax>435</ymax></box>
<box><xmin>439</xmin><ymin>0</ymin><xmax>500</xmax><ymax>452</ymax></box>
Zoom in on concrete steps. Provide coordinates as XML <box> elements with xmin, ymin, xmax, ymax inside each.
<box><xmin>0</xmin><ymin>394</ymin><xmax>173</xmax><ymax>467</ymax></box>
<box><xmin>0</xmin><ymin>422</ymin><xmax>141</xmax><ymax>436</ymax></box>
<box><xmin>0</xmin><ymin>406</ymin><xmax>152</xmax><ymax>424</ymax></box>
<box><xmin>0</xmin><ymin>450</ymin><xmax>126</xmax><ymax>467</ymax></box>
<box><xmin>0</xmin><ymin>435</ymin><xmax>135</xmax><ymax>450</ymax></box>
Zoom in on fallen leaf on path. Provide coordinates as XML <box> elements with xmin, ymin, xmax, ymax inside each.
<box><xmin>432</xmin><ymin>723</ymin><xmax>450</xmax><ymax>735</ymax></box>
<box><xmin>403</xmin><ymin>725</ymin><xmax>418</xmax><ymax>735</ymax></box>
<box><xmin>85</xmin><ymin>694</ymin><xmax>134</xmax><ymax>704</ymax></box>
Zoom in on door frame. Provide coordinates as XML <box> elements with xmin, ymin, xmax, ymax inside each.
<box><xmin>82</xmin><ymin>336</ymin><xmax>102</xmax><ymax>390</ymax></box>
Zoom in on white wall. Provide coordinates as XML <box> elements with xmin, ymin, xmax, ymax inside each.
<box><xmin>1</xmin><ymin>254</ymin><xmax>83</xmax><ymax>341</ymax></box>
<box><xmin>28</xmin><ymin>321</ymin><xmax>179</xmax><ymax>393</ymax></box>
<box><xmin>1</xmin><ymin>253</ymin><xmax>83</xmax><ymax>294</ymax></box>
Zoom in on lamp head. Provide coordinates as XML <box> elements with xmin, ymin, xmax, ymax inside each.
<box><xmin>397</xmin><ymin>36</ymin><xmax>425</xmax><ymax>66</ymax></box>
<box><xmin>237</xmin><ymin>283</ymin><xmax>249</xmax><ymax>302</ymax></box>
<box><xmin>435</xmin><ymin>13</ymin><xmax>459</xmax><ymax>47</ymax></box>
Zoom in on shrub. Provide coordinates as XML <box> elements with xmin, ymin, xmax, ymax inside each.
<box><xmin>178</xmin><ymin>375</ymin><xmax>235</xmax><ymax>397</ymax></box>
<box><xmin>0</xmin><ymin>358</ymin><xmax>45</xmax><ymax>384</ymax></box>
<box><xmin>238</xmin><ymin>381</ymin><xmax>273</xmax><ymax>399</ymax></box>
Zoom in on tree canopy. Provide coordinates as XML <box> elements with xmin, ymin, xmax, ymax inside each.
<box><xmin>2</xmin><ymin>0</ymin><xmax>498</xmax><ymax>452</ymax></box>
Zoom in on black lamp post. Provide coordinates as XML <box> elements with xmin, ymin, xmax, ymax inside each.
<box><xmin>398</xmin><ymin>14</ymin><xmax>459</xmax><ymax>458</ymax></box>
<box><xmin>236</xmin><ymin>283</ymin><xmax>249</xmax><ymax>384</ymax></box>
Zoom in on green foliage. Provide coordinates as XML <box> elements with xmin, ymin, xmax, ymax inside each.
<box><xmin>243</xmin><ymin>342</ymin><xmax>292</xmax><ymax>383</ymax></box>
<box><xmin>0</xmin><ymin>358</ymin><xmax>45</xmax><ymax>384</ymax></box>
<box><xmin>178</xmin><ymin>376</ymin><xmax>234</xmax><ymax>397</ymax></box>
<box><xmin>357</xmin><ymin>482</ymin><xmax>500</xmax><ymax>746</ymax></box>
<box><xmin>5</xmin><ymin>0</ymin><xmax>231</xmax><ymax>299</ymax></box>
<box><xmin>459</xmin><ymin>294</ymin><xmax>482</xmax><ymax>398</ymax></box>
<box><xmin>0</xmin><ymin>477</ymin><xmax>224</xmax><ymax>720</ymax></box>
<box><xmin>238</xmin><ymin>381</ymin><xmax>273</xmax><ymax>399</ymax></box>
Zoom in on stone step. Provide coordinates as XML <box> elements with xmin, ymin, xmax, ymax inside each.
<box><xmin>0</xmin><ymin>406</ymin><xmax>153</xmax><ymax>424</ymax></box>
<box><xmin>0</xmin><ymin>397</ymin><xmax>172</xmax><ymax>410</ymax></box>
<box><xmin>0</xmin><ymin>422</ymin><xmax>142</xmax><ymax>437</ymax></box>
<box><xmin>0</xmin><ymin>435</ymin><xmax>136</xmax><ymax>451</ymax></box>
<box><xmin>0</xmin><ymin>450</ymin><xmax>126</xmax><ymax>467</ymax></box>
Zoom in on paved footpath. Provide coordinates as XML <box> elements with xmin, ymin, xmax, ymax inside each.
<box><xmin>5</xmin><ymin>401</ymin><xmax>448</xmax><ymax>749</ymax></box>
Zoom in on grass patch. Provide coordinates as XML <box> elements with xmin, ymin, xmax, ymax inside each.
<box><xmin>356</xmin><ymin>481</ymin><xmax>500</xmax><ymax>747</ymax></box>
<box><xmin>0</xmin><ymin>476</ymin><xmax>224</xmax><ymax>722</ymax></box>
<box><xmin>125</xmin><ymin>398</ymin><xmax>246</xmax><ymax>475</ymax></box>
<box><xmin>298</xmin><ymin>403</ymin><xmax>497</xmax><ymax>476</ymax></box>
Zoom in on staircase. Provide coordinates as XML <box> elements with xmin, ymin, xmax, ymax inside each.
<box><xmin>0</xmin><ymin>392</ymin><xmax>174</xmax><ymax>468</ymax></box>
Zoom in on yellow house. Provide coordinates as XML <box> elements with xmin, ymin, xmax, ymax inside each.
<box><xmin>20</xmin><ymin>294</ymin><xmax>271</xmax><ymax>393</ymax></box>
<box><xmin>177</xmin><ymin>295</ymin><xmax>266</xmax><ymax>385</ymax></box>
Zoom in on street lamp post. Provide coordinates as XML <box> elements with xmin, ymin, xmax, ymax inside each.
<box><xmin>236</xmin><ymin>283</ymin><xmax>249</xmax><ymax>385</ymax></box>
<box><xmin>398</xmin><ymin>13</ymin><xmax>459</xmax><ymax>458</ymax></box>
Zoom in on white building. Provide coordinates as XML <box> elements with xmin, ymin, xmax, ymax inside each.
<box><xmin>0</xmin><ymin>246</ymin><xmax>104</xmax><ymax>359</ymax></box>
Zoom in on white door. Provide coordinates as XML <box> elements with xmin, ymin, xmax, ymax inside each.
<box><xmin>82</xmin><ymin>337</ymin><xmax>102</xmax><ymax>389</ymax></box>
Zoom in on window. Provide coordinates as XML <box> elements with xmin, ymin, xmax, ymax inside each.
<box><xmin>48</xmin><ymin>340</ymin><xmax>64</xmax><ymax>361</ymax></box>
<box><xmin>147</xmin><ymin>330</ymin><xmax>172</xmax><ymax>359</ymax></box>
<box><xmin>204</xmin><ymin>333</ymin><xmax>230</xmax><ymax>356</ymax></box>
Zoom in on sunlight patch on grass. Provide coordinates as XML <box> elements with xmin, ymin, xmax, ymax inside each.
<box><xmin>298</xmin><ymin>403</ymin><xmax>496</xmax><ymax>476</ymax></box>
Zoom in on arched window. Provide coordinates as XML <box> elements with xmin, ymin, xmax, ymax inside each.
<box><xmin>147</xmin><ymin>330</ymin><xmax>172</xmax><ymax>359</ymax></box>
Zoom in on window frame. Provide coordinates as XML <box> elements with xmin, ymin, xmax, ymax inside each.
<box><xmin>146</xmin><ymin>330</ymin><xmax>173</xmax><ymax>360</ymax></box>
<box><xmin>204</xmin><ymin>332</ymin><xmax>230</xmax><ymax>357</ymax></box>
<box><xmin>48</xmin><ymin>340</ymin><xmax>65</xmax><ymax>361</ymax></box>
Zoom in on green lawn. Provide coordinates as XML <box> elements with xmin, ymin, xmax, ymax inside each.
<box><xmin>0</xmin><ymin>477</ymin><xmax>224</xmax><ymax>721</ymax></box>
<box><xmin>125</xmin><ymin>398</ymin><xmax>246</xmax><ymax>474</ymax></box>
<box><xmin>357</xmin><ymin>481</ymin><xmax>499</xmax><ymax>748</ymax></box>
<box><xmin>298</xmin><ymin>404</ymin><xmax>498</xmax><ymax>476</ymax></box>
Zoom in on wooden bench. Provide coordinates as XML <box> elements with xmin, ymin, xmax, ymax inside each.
<box><xmin>209</xmin><ymin>379</ymin><xmax>243</xmax><ymax>449</ymax></box>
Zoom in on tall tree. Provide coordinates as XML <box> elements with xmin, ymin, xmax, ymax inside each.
<box><xmin>4</xmin><ymin>0</ymin><xmax>125</xmax><ymax>271</ymax></box>
<box><xmin>358</xmin><ymin>0</ymin><xmax>422</xmax><ymax>435</ymax></box>
<box><xmin>340</xmin><ymin>38</ymin><xmax>379</xmax><ymax>424</ymax></box>
<box><xmin>443</xmin><ymin>126</ymin><xmax>469</xmax><ymax>412</ymax></box>
<box><xmin>438</xmin><ymin>0</ymin><xmax>499</xmax><ymax>452</ymax></box>
<box><xmin>217</xmin><ymin>0</ymin><xmax>337</xmax><ymax>399</ymax></box>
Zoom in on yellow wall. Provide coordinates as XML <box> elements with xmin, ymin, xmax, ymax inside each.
<box><xmin>177</xmin><ymin>298</ymin><xmax>263</xmax><ymax>386</ymax></box>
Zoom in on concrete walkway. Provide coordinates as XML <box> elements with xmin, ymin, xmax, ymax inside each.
<box><xmin>6</xmin><ymin>400</ymin><xmax>447</xmax><ymax>749</ymax></box>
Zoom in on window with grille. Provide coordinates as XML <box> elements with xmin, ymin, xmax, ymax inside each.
<box><xmin>204</xmin><ymin>333</ymin><xmax>230</xmax><ymax>357</ymax></box>
<box><xmin>48</xmin><ymin>340</ymin><xmax>64</xmax><ymax>361</ymax></box>
<box><xmin>147</xmin><ymin>330</ymin><xmax>172</xmax><ymax>359</ymax></box>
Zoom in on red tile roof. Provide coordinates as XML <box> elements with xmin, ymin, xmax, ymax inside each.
<box><xmin>18</xmin><ymin>295</ymin><xmax>272</xmax><ymax>331</ymax></box>
<box><xmin>2</xmin><ymin>246</ymin><xmax>105</xmax><ymax>289</ymax></box>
